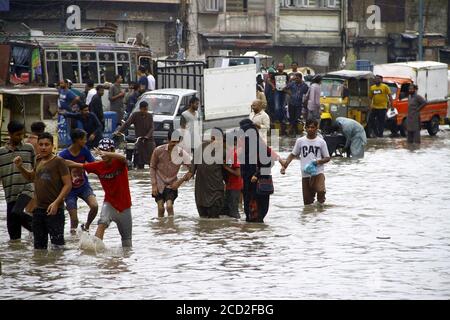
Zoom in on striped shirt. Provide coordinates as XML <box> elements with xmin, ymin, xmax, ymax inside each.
<box><xmin>0</xmin><ymin>142</ymin><xmax>35</xmax><ymax>203</ymax></box>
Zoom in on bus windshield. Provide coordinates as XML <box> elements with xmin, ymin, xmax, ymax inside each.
<box><xmin>135</xmin><ymin>94</ymin><xmax>179</xmax><ymax>115</ymax></box>
<box><xmin>321</xmin><ymin>79</ymin><xmax>345</xmax><ymax>97</ymax></box>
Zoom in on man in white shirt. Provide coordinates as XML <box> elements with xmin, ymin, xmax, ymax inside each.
<box><xmin>85</xmin><ymin>80</ymin><xmax>97</xmax><ymax>106</ymax></box>
<box><xmin>249</xmin><ymin>99</ymin><xmax>270</xmax><ymax>144</ymax></box>
<box><xmin>180</xmin><ymin>96</ymin><xmax>202</xmax><ymax>154</ymax></box>
<box><xmin>147</xmin><ymin>70</ymin><xmax>156</xmax><ymax>91</ymax></box>
<box><xmin>280</xmin><ymin>119</ymin><xmax>330</xmax><ymax>205</ymax></box>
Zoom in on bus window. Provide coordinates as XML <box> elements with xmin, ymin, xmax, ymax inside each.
<box><xmin>10</xmin><ymin>45</ymin><xmax>32</xmax><ymax>85</ymax></box>
<box><xmin>46</xmin><ymin>51</ymin><xmax>59</xmax><ymax>86</ymax></box>
<box><xmin>80</xmin><ymin>52</ymin><xmax>98</xmax><ymax>84</ymax></box>
<box><xmin>61</xmin><ymin>51</ymin><xmax>80</xmax><ymax>83</ymax></box>
<box><xmin>139</xmin><ymin>56</ymin><xmax>152</xmax><ymax>73</ymax></box>
<box><xmin>116</xmin><ymin>52</ymin><xmax>131</xmax><ymax>83</ymax></box>
<box><xmin>99</xmin><ymin>52</ymin><xmax>115</xmax><ymax>83</ymax></box>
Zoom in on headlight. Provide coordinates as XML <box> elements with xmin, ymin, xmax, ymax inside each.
<box><xmin>163</xmin><ymin>123</ymin><xmax>171</xmax><ymax>130</ymax></box>
<box><xmin>330</xmin><ymin>104</ymin><xmax>338</xmax><ymax>112</ymax></box>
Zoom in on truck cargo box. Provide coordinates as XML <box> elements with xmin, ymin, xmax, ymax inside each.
<box><xmin>373</xmin><ymin>61</ymin><xmax>448</xmax><ymax>102</ymax></box>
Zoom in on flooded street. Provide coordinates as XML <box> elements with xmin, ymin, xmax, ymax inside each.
<box><xmin>1</xmin><ymin>129</ymin><xmax>450</xmax><ymax>300</ymax></box>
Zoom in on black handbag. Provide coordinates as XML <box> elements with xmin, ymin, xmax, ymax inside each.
<box><xmin>256</xmin><ymin>176</ymin><xmax>274</xmax><ymax>195</ymax></box>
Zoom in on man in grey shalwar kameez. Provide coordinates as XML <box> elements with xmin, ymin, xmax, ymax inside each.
<box><xmin>115</xmin><ymin>101</ymin><xmax>154</xmax><ymax>169</ymax></box>
<box><xmin>335</xmin><ymin>117</ymin><xmax>367</xmax><ymax>158</ymax></box>
<box><xmin>406</xmin><ymin>84</ymin><xmax>427</xmax><ymax>144</ymax></box>
<box><xmin>190</xmin><ymin>129</ymin><xmax>225</xmax><ymax>219</ymax></box>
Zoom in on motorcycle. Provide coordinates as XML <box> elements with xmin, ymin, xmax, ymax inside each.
<box><xmin>112</xmin><ymin>132</ymin><xmax>147</xmax><ymax>169</ymax></box>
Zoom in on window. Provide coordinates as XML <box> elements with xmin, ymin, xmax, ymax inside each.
<box><xmin>205</xmin><ymin>0</ymin><xmax>219</xmax><ymax>11</ymax></box>
<box><xmin>80</xmin><ymin>52</ymin><xmax>98</xmax><ymax>84</ymax></box>
<box><xmin>99</xmin><ymin>52</ymin><xmax>115</xmax><ymax>83</ymax></box>
<box><xmin>325</xmin><ymin>0</ymin><xmax>336</xmax><ymax>7</ymax></box>
<box><xmin>10</xmin><ymin>45</ymin><xmax>32</xmax><ymax>85</ymax></box>
<box><xmin>61</xmin><ymin>51</ymin><xmax>80</xmax><ymax>83</ymax></box>
<box><xmin>116</xmin><ymin>52</ymin><xmax>131</xmax><ymax>84</ymax></box>
<box><xmin>46</xmin><ymin>51</ymin><xmax>60</xmax><ymax>85</ymax></box>
<box><xmin>226</xmin><ymin>0</ymin><xmax>248</xmax><ymax>12</ymax></box>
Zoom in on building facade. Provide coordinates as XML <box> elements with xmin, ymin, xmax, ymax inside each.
<box><xmin>346</xmin><ymin>0</ymin><xmax>449</xmax><ymax>66</ymax></box>
<box><xmin>0</xmin><ymin>0</ymin><xmax>183</xmax><ymax>57</ymax></box>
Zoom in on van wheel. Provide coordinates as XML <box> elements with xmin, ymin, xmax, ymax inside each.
<box><xmin>427</xmin><ymin>116</ymin><xmax>440</xmax><ymax>136</ymax></box>
<box><xmin>320</xmin><ymin>119</ymin><xmax>332</xmax><ymax>134</ymax></box>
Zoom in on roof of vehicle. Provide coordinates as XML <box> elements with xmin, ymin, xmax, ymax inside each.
<box><xmin>0</xmin><ymin>87</ymin><xmax>59</xmax><ymax>95</ymax></box>
<box><xmin>325</xmin><ymin>70</ymin><xmax>374</xmax><ymax>79</ymax></box>
<box><xmin>382</xmin><ymin>77</ymin><xmax>412</xmax><ymax>84</ymax></box>
<box><xmin>381</xmin><ymin>61</ymin><xmax>447</xmax><ymax>70</ymax></box>
<box><xmin>142</xmin><ymin>88</ymin><xmax>198</xmax><ymax>96</ymax></box>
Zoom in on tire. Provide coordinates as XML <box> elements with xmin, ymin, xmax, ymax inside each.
<box><xmin>320</xmin><ymin>119</ymin><xmax>332</xmax><ymax>134</ymax></box>
<box><xmin>427</xmin><ymin>116</ymin><xmax>440</xmax><ymax>136</ymax></box>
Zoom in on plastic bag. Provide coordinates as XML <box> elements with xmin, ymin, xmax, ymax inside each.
<box><xmin>79</xmin><ymin>231</ymin><xmax>106</xmax><ymax>253</ymax></box>
<box><xmin>304</xmin><ymin>161</ymin><xmax>318</xmax><ymax>176</ymax></box>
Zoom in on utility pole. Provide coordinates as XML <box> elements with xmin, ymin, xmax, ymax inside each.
<box><xmin>418</xmin><ymin>0</ymin><xmax>424</xmax><ymax>61</ymax></box>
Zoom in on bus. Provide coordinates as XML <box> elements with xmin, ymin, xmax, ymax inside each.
<box><xmin>0</xmin><ymin>30</ymin><xmax>153</xmax><ymax>146</ymax></box>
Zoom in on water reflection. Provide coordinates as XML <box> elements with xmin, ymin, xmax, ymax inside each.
<box><xmin>1</xmin><ymin>130</ymin><xmax>450</xmax><ymax>299</ymax></box>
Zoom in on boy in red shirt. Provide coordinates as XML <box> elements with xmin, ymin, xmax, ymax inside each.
<box><xmin>66</xmin><ymin>138</ymin><xmax>132</xmax><ymax>247</ymax></box>
<box><xmin>222</xmin><ymin>136</ymin><xmax>243</xmax><ymax>219</ymax></box>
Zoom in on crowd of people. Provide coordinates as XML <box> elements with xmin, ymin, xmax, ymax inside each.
<box><xmin>0</xmin><ymin>60</ymin><xmax>431</xmax><ymax>251</ymax></box>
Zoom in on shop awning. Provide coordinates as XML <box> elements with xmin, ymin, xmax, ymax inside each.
<box><xmin>200</xmin><ymin>33</ymin><xmax>273</xmax><ymax>48</ymax></box>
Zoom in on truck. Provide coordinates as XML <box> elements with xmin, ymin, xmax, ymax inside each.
<box><xmin>132</xmin><ymin>59</ymin><xmax>257</xmax><ymax>145</ymax></box>
<box><xmin>373</xmin><ymin>61</ymin><xmax>448</xmax><ymax>136</ymax></box>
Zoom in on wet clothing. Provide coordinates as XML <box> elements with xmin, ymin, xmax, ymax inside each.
<box><xmin>192</xmin><ymin>143</ymin><xmax>225</xmax><ymax>218</ymax></box>
<box><xmin>368</xmin><ymin>83</ymin><xmax>391</xmax><ymax>138</ymax></box>
<box><xmin>407</xmin><ymin>93</ymin><xmax>427</xmax><ymax>132</ymax></box>
<box><xmin>118</xmin><ymin>111</ymin><xmax>155</xmax><ymax>168</ymax></box>
<box><xmin>264</xmin><ymin>78</ymin><xmax>276</xmax><ymax>119</ymax></box>
<box><xmin>34</xmin><ymin>156</ymin><xmax>69</xmax><ymax>210</ymax></box>
<box><xmin>89</xmin><ymin>94</ymin><xmax>105</xmax><ymax>130</ymax></box>
<box><xmin>302</xmin><ymin>173</ymin><xmax>326</xmax><ymax>205</ymax></box>
<box><xmin>222</xmin><ymin>190</ymin><xmax>240</xmax><ymax>219</ymax></box>
<box><xmin>150</xmin><ymin>144</ymin><xmax>190</xmax><ymax>195</ymax></box>
<box><xmin>63</xmin><ymin>112</ymin><xmax>103</xmax><ymax>148</ymax></box>
<box><xmin>59</xmin><ymin>147</ymin><xmax>95</xmax><ymax>192</ymax></box>
<box><xmin>84</xmin><ymin>159</ymin><xmax>131</xmax><ymax>212</ymax></box>
<box><xmin>65</xmin><ymin>185</ymin><xmax>95</xmax><ymax>211</ymax></box>
<box><xmin>98</xmin><ymin>202</ymin><xmax>132</xmax><ymax>247</ymax></box>
<box><xmin>33</xmin><ymin>208</ymin><xmax>65</xmax><ymax>249</ymax></box>
<box><xmin>153</xmin><ymin>187</ymin><xmax>178</xmax><ymax>203</ymax></box>
<box><xmin>407</xmin><ymin>131</ymin><xmax>421</xmax><ymax>144</ymax></box>
<box><xmin>291</xmin><ymin>136</ymin><xmax>330</xmax><ymax>178</ymax></box>
<box><xmin>306</xmin><ymin>83</ymin><xmax>321</xmax><ymax>122</ymax></box>
<box><xmin>0</xmin><ymin>142</ymin><xmax>35</xmax><ymax>203</ymax></box>
<box><xmin>335</xmin><ymin>117</ymin><xmax>367</xmax><ymax>158</ymax></box>
<box><xmin>286</xmin><ymin>81</ymin><xmax>309</xmax><ymax>125</ymax></box>
<box><xmin>6</xmin><ymin>194</ymin><xmax>33</xmax><ymax>240</ymax></box>
<box><xmin>368</xmin><ymin>109</ymin><xmax>387</xmax><ymax>138</ymax></box>
<box><xmin>59</xmin><ymin>147</ymin><xmax>96</xmax><ymax>210</ymax></box>
<box><xmin>223</xmin><ymin>149</ymin><xmax>242</xmax><ymax>219</ymax></box>
<box><xmin>239</xmin><ymin>122</ymin><xmax>276</xmax><ymax>223</ymax></box>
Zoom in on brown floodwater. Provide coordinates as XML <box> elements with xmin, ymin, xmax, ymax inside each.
<box><xmin>1</xmin><ymin>129</ymin><xmax>450</xmax><ymax>299</ymax></box>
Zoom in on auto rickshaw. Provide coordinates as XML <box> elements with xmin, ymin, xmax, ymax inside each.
<box><xmin>320</xmin><ymin>70</ymin><xmax>374</xmax><ymax>133</ymax></box>
<box><xmin>0</xmin><ymin>87</ymin><xmax>59</xmax><ymax>151</ymax></box>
